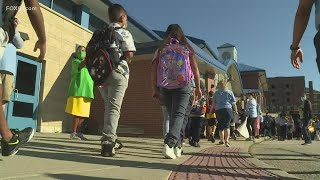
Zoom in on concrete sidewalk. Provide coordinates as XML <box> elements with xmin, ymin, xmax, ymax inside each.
<box><xmin>0</xmin><ymin>133</ymin><xmax>298</xmax><ymax>180</ymax></box>
<box><xmin>250</xmin><ymin>139</ymin><xmax>320</xmax><ymax>180</ymax></box>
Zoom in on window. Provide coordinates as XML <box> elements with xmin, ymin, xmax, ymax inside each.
<box><xmin>272</xmin><ymin>99</ymin><xmax>276</xmax><ymax>103</ymax></box>
<box><xmin>89</xmin><ymin>13</ymin><xmax>108</xmax><ymax>32</ymax></box>
<box><xmin>286</xmin><ymin>92</ymin><xmax>290</xmax><ymax>96</ymax></box>
<box><xmin>287</xmin><ymin>98</ymin><xmax>290</xmax><ymax>103</ymax></box>
<box><xmin>52</xmin><ymin>0</ymin><xmax>77</xmax><ymax>21</ymax></box>
<box><xmin>271</xmin><ymin>92</ymin><xmax>275</xmax><ymax>96</ymax></box>
<box><xmin>286</xmin><ymin>84</ymin><xmax>290</xmax><ymax>88</ymax></box>
<box><xmin>271</xmin><ymin>85</ymin><xmax>275</xmax><ymax>89</ymax></box>
<box><xmin>39</xmin><ymin>0</ymin><xmax>52</xmax><ymax>8</ymax></box>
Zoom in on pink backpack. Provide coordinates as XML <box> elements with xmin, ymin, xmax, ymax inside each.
<box><xmin>157</xmin><ymin>38</ymin><xmax>193</xmax><ymax>89</ymax></box>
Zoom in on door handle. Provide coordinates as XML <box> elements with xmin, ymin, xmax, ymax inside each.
<box><xmin>14</xmin><ymin>89</ymin><xmax>18</xmax><ymax>100</ymax></box>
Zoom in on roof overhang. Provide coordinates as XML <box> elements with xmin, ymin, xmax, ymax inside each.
<box><xmin>135</xmin><ymin>40</ymin><xmax>228</xmax><ymax>75</ymax></box>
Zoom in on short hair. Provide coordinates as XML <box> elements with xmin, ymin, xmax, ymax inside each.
<box><xmin>77</xmin><ymin>45</ymin><xmax>85</xmax><ymax>51</ymax></box>
<box><xmin>108</xmin><ymin>4</ymin><xmax>127</xmax><ymax>23</ymax></box>
<box><xmin>217</xmin><ymin>80</ymin><xmax>227</xmax><ymax>90</ymax></box>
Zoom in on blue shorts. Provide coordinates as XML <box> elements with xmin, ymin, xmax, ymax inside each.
<box><xmin>216</xmin><ymin>108</ymin><xmax>233</xmax><ymax>130</ymax></box>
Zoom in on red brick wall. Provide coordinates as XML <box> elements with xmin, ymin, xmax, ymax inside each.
<box><xmin>240</xmin><ymin>72</ymin><xmax>260</xmax><ymax>89</ymax></box>
<box><xmin>89</xmin><ymin>59</ymin><xmax>164</xmax><ymax>137</ymax></box>
<box><xmin>266</xmin><ymin>76</ymin><xmax>305</xmax><ymax>113</ymax></box>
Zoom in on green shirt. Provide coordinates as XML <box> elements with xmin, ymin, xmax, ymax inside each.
<box><xmin>67</xmin><ymin>57</ymin><xmax>94</xmax><ymax>99</ymax></box>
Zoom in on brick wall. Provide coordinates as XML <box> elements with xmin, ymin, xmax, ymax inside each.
<box><xmin>16</xmin><ymin>4</ymin><xmax>93</xmax><ymax>132</ymax></box>
<box><xmin>89</xmin><ymin>59</ymin><xmax>164</xmax><ymax>137</ymax></box>
<box><xmin>267</xmin><ymin>76</ymin><xmax>305</xmax><ymax>113</ymax></box>
<box><xmin>240</xmin><ymin>72</ymin><xmax>259</xmax><ymax>89</ymax></box>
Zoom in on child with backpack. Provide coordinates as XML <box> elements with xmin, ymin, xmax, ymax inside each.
<box><xmin>151</xmin><ymin>24</ymin><xmax>202</xmax><ymax>159</ymax></box>
<box><xmin>98</xmin><ymin>4</ymin><xmax>135</xmax><ymax>156</ymax></box>
<box><xmin>0</xmin><ymin>0</ymin><xmax>46</xmax><ymax>156</ymax></box>
<box><xmin>86</xmin><ymin>4</ymin><xmax>136</xmax><ymax>157</ymax></box>
<box><xmin>189</xmin><ymin>81</ymin><xmax>206</xmax><ymax>147</ymax></box>
<box><xmin>207</xmin><ymin>91</ymin><xmax>217</xmax><ymax>143</ymax></box>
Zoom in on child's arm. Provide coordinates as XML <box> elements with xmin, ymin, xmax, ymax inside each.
<box><xmin>118</xmin><ymin>30</ymin><xmax>136</xmax><ymax>64</ymax></box>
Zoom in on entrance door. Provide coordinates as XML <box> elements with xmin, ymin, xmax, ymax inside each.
<box><xmin>6</xmin><ymin>55</ymin><xmax>42</xmax><ymax>130</ymax></box>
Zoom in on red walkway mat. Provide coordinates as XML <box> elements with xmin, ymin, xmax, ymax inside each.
<box><xmin>169</xmin><ymin>147</ymin><xmax>278</xmax><ymax>180</ymax></box>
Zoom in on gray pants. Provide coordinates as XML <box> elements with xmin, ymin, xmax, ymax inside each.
<box><xmin>99</xmin><ymin>70</ymin><xmax>128</xmax><ymax>142</ymax></box>
<box><xmin>162</xmin><ymin>96</ymin><xmax>192</xmax><ymax>145</ymax></box>
<box><xmin>161</xmin><ymin>83</ymin><xmax>192</xmax><ymax>148</ymax></box>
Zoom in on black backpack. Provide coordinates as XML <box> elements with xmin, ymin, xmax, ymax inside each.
<box><xmin>85</xmin><ymin>27</ymin><xmax>121</xmax><ymax>86</ymax></box>
<box><xmin>2</xmin><ymin>0</ymin><xmax>22</xmax><ymax>42</ymax></box>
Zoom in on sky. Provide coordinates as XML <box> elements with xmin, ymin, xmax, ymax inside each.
<box><xmin>117</xmin><ymin>0</ymin><xmax>319</xmax><ymax>90</ymax></box>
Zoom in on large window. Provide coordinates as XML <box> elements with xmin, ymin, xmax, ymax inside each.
<box><xmin>39</xmin><ymin>0</ymin><xmax>77</xmax><ymax>21</ymax></box>
<box><xmin>89</xmin><ymin>13</ymin><xmax>108</xmax><ymax>32</ymax></box>
<box><xmin>52</xmin><ymin>0</ymin><xmax>77</xmax><ymax>21</ymax></box>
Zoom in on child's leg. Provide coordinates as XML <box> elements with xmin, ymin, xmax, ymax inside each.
<box><xmin>191</xmin><ymin>117</ymin><xmax>202</xmax><ymax>143</ymax></box>
<box><xmin>0</xmin><ymin>81</ymin><xmax>13</xmax><ymax>142</ymax></box>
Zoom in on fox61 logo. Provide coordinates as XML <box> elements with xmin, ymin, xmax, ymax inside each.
<box><xmin>5</xmin><ymin>6</ymin><xmax>20</xmax><ymax>11</ymax></box>
<box><xmin>5</xmin><ymin>6</ymin><xmax>36</xmax><ymax>11</ymax></box>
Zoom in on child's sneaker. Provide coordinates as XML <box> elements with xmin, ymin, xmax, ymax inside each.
<box><xmin>76</xmin><ymin>133</ymin><xmax>88</xmax><ymax>141</ymax></box>
<box><xmin>174</xmin><ymin>147</ymin><xmax>182</xmax><ymax>157</ymax></box>
<box><xmin>1</xmin><ymin>127</ymin><xmax>35</xmax><ymax>156</ymax></box>
<box><xmin>163</xmin><ymin>144</ymin><xmax>176</xmax><ymax>159</ymax></box>
<box><xmin>101</xmin><ymin>141</ymin><xmax>116</xmax><ymax>157</ymax></box>
<box><xmin>114</xmin><ymin>139</ymin><xmax>123</xmax><ymax>150</ymax></box>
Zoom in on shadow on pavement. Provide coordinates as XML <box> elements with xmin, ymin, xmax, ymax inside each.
<box><xmin>46</xmin><ymin>174</ymin><xmax>126</xmax><ymax>180</ymax></box>
<box><xmin>287</xmin><ymin>171</ymin><xmax>320</xmax><ymax>175</ymax></box>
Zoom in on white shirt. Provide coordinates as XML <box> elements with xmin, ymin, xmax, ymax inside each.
<box><xmin>109</xmin><ymin>23</ymin><xmax>136</xmax><ymax>80</ymax></box>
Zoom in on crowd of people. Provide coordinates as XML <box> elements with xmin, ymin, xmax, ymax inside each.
<box><xmin>0</xmin><ymin>1</ymin><xmax>318</xmax><ymax>161</ymax></box>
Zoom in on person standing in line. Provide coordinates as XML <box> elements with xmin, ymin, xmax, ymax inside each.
<box><xmin>65</xmin><ymin>46</ymin><xmax>94</xmax><ymax>140</ymax></box>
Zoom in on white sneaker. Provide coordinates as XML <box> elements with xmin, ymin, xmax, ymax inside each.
<box><xmin>163</xmin><ymin>144</ymin><xmax>176</xmax><ymax>159</ymax></box>
<box><xmin>174</xmin><ymin>147</ymin><xmax>182</xmax><ymax>157</ymax></box>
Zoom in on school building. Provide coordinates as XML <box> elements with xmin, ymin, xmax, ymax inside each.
<box><xmin>8</xmin><ymin>0</ymin><xmax>245</xmax><ymax>137</ymax></box>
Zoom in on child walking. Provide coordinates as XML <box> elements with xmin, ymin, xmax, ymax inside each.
<box><xmin>151</xmin><ymin>24</ymin><xmax>201</xmax><ymax>159</ymax></box>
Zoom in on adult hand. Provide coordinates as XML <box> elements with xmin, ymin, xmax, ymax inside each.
<box><xmin>195</xmin><ymin>87</ymin><xmax>202</xmax><ymax>99</ymax></box>
<box><xmin>34</xmin><ymin>40</ymin><xmax>46</xmax><ymax>60</ymax></box>
<box><xmin>152</xmin><ymin>89</ymin><xmax>160</xmax><ymax>104</ymax></box>
<box><xmin>291</xmin><ymin>49</ymin><xmax>304</xmax><ymax>69</ymax></box>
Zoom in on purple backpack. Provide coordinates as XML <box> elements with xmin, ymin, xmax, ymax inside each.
<box><xmin>157</xmin><ymin>38</ymin><xmax>193</xmax><ymax>89</ymax></box>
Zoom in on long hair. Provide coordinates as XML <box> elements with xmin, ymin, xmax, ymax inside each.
<box><xmin>159</xmin><ymin>24</ymin><xmax>194</xmax><ymax>53</ymax></box>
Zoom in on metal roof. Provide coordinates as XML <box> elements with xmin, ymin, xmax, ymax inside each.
<box><xmin>217</xmin><ymin>43</ymin><xmax>235</xmax><ymax>49</ymax></box>
<box><xmin>238</xmin><ymin>63</ymin><xmax>265</xmax><ymax>72</ymax></box>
